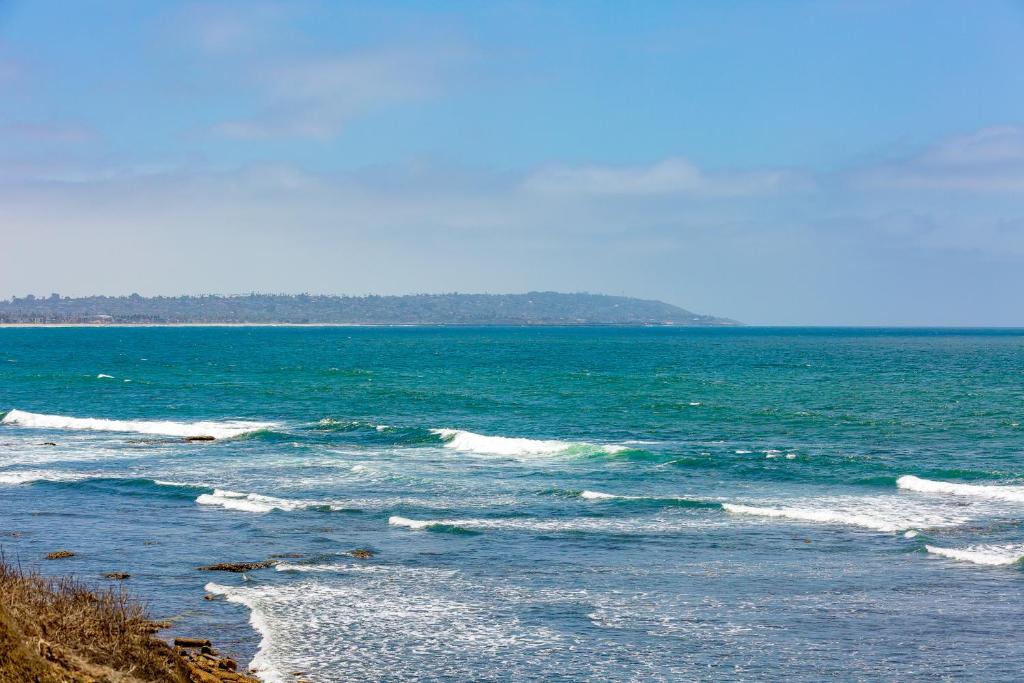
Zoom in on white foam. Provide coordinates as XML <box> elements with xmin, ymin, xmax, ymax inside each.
<box><xmin>897</xmin><ymin>475</ymin><xmax>1024</xmax><ymax>503</ymax></box>
<box><xmin>205</xmin><ymin>583</ymin><xmax>289</xmax><ymax>683</ymax></box>
<box><xmin>97</xmin><ymin>373</ymin><xmax>114</xmax><ymax>379</ymax></box>
<box><xmin>722</xmin><ymin>496</ymin><xmax>971</xmax><ymax>533</ymax></box>
<box><xmin>0</xmin><ymin>470</ymin><xmax>90</xmax><ymax>485</ymax></box>
<box><xmin>925</xmin><ymin>543</ymin><xmax>1024</xmax><ymax>566</ymax></box>
<box><xmin>203</xmin><ymin>568</ymin><xmax>564</xmax><ymax>681</ymax></box>
<box><xmin>197</xmin><ymin>489</ymin><xmax>343</xmax><ymax>513</ymax></box>
<box><xmin>580</xmin><ymin>490</ymin><xmax>618</xmax><ymax>500</ymax></box>
<box><xmin>430</xmin><ymin>428</ymin><xmax>624</xmax><ymax>456</ymax></box>
<box><xmin>389</xmin><ymin>514</ymin><xmax>728</xmax><ymax>534</ymax></box>
<box><xmin>1</xmin><ymin>409</ymin><xmax>273</xmax><ymax>440</ymax></box>
<box><xmin>388</xmin><ymin>515</ymin><xmax>433</xmax><ymax>529</ymax></box>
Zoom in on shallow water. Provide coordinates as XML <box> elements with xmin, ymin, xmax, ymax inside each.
<box><xmin>1</xmin><ymin>327</ymin><xmax>1022</xmax><ymax>681</ymax></box>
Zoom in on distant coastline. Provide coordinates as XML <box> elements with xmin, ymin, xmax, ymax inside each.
<box><xmin>0</xmin><ymin>292</ymin><xmax>739</xmax><ymax>327</ymax></box>
<box><xmin>0</xmin><ymin>322</ymin><xmax>729</xmax><ymax>328</ymax></box>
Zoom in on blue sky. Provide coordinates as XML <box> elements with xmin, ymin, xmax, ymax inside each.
<box><xmin>1</xmin><ymin>0</ymin><xmax>1023</xmax><ymax>324</ymax></box>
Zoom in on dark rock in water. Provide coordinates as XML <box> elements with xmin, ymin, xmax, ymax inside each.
<box><xmin>185</xmin><ymin>435</ymin><xmax>216</xmax><ymax>442</ymax></box>
<box><xmin>103</xmin><ymin>572</ymin><xmax>130</xmax><ymax>580</ymax></box>
<box><xmin>45</xmin><ymin>550</ymin><xmax>74</xmax><ymax>560</ymax></box>
<box><xmin>270</xmin><ymin>552</ymin><xmax>304</xmax><ymax>558</ymax></box>
<box><xmin>203</xmin><ymin>593</ymin><xmax>218</xmax><ymax>601</ymax></box>
<box><xmin>40</xmin><ymin>442</ymin><xmax>57</xmax><ymax>446</ymax></box>
<box><xmin>197</xmin><ymin>560</ymin><xmax>277</xmax><ymax>572</ymax></box>
<box><xmin>174</xmin><ymin>637</ymin><xmax>212</xmax><ymax>648</ymax></box>
<box><xmin>349</xmin><ymin>548</ymin><xmax>375</xmax><ymax>559</ymax></box>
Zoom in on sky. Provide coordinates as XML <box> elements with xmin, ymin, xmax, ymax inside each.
<box><xmin>1</xmin><ymin>0</ymin><xmax>1023</xmax><ymax>325</ymax></box>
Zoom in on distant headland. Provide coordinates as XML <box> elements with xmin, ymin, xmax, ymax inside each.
<box><xmin>0</xmin><ymin>292</ymin><xmax>738</xmax><ymax>326</ymax></box>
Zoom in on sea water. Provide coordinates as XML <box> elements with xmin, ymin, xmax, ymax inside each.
<box><xmin>1</xmin><ymin>327</ymin><xmax>1022</xmax><ymax>681</ymax></box>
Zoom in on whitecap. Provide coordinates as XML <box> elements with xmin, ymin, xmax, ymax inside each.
<box><xmin>580</xmin><ymin>490</ymin><xmax>619</xmax><ymax>500</ymax></box>
<box><xmin>197</xmin><ymin>489</ymin><xmax>344</xmax><ymax>513</ymax></box>
<box><xmin>389</xmin><ymin>514</ymin><xmax>727</xmax><ymax>534</ymax></box>
<box><xmin>388</xmin><ymin>515</ymin><xmax>434</xmax><ymax>529</ymax></box>
<box><xmin>2</xmin><ymin>409</ymin><xmax>273</xmax><ymax>440</ymax></box>
<box><xmin>896</xmin><ymin>475</ymin><xmax>1024</xmax><ymax>503</ymax></box>
<box><xmin>722</xmin><ymin>496</ymin><xmax>971</xmax><ymax>533</ymax></box>
<box><xmin>430</xmin><ymin>428</ymin><xmax>624</xmax><ymax>456</ymax></box>
<box><xmin>925</xmin><ymin>543</ymin><xmax>1024</xmax><ymax>566</ymax></box>
<box><xmin>0</xmin><ymin>470</ymin><xmax>91</xmax><ymax>485</ymax></box>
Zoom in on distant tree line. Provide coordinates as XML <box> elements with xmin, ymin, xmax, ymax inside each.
<box><xmin>0</xmin><ymin>292</ymin><xmax>737</xmax><ymax>326</ymax></box>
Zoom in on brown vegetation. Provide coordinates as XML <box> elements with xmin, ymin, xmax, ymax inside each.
<box><xmin>0</xmin><ymin>559</ymin><xmax>258</xmax><ymax>682</ymax></box>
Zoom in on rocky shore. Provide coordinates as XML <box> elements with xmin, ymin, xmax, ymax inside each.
<box><xmin>0</xmin><ymin>557</ymin><xmax>262</xmax><ymax>683</ymax></box>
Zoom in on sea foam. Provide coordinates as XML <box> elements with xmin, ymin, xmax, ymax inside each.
<box><xmin>896</xmin><ymin>475</ymin><xmax>1024</xmax><ymax>503</ymax></box>
<box><xmin>580</xmin><ymin>490</ymin><xmax>619</xmax><ymax>500</ymax></box>
<box><xmin>722</xmin><ymin>496</ymin><xmax>971</xmax><ymax>533</ymax></box>
<box><xmin>577</xmin><ymin>490</ymin><xmax>718</xmax><ymax>509</ymax></box>
<box><xmin>925</xmin><ymin>543</ymin><xmax>1024</xmax><ymax>566</ymax></box>
<box><xmin>196</xmin><ymin>489</ymin><xmax>344</xmax><ymax>513</ymax></box>
<box><xmin>204</xmin><ymin>567</ymin><xmax>565</xmax><ymax>682</ymax></box>
<box><xmin>430</xmin><ymin>428</ymin><xmax>624</xmax><ymax>456</ymax></box>
<box><xmin>1</xmin><ymin>409</ymin><xmax>273</xmax><ymax>440</ymax></box>
<box><xmin>389</xmin><ymin>514</ymin><xmax>728</xmax><ymax>534</ymax></box>
<box><xmin>0</xmin><ymin>470</ymin><xmax>91</xmax><ymax>485</ymax></box>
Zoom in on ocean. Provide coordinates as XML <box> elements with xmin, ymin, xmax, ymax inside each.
<box><xmin>1</xmin><ymin>326</ymin><xmax>1022</xmax><ymax>681</ymax></box>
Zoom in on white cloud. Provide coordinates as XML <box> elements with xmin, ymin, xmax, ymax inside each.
<box><xmin>1</xmin><ymin>122</ymin><xmax>95</xmax><ymax>144</ymax></box>
<box><xmin>214</xmin><ymin>50</ymin><xmax>453</xmax><ymax>139</ymax></box>
<box><xmin>854</xmin><ymin>125</ymin><xmax>1024</xmax><ymax>192</ymax></box>
<box><xmin>523</xmin><ymin>158</ymin><xmax>810</xmax><ymax>198</ymax></box>
<box><xmin>176</xmin><ymin>1</ymin><xmax>291</xmax><ymax>53</ymax></box>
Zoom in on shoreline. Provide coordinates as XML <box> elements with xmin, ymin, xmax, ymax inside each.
<box><xmin>0</xmin><ymin>557</ymin><xmax>262</xmax><ymax>683</ymax></box>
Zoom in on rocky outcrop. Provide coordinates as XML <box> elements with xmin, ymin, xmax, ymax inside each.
<box><xmin>45</xmin><ymin>550</ymin><xmax>74</xmax><ymax>560</ymax></box>
<box><xmin>174</xmin><ymin>639</ymin><xmax>260</xmax><ymax>683</ymax></box>
<box><xmin>196</xmin><ymin>560</ymin><xmax>277</xmax><ymax>573</ymax></box>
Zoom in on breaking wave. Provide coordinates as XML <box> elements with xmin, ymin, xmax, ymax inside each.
<box><xmin>578</xmin><ymin>490</ymin><xmax>721</xmax><ymax>509</ymax></box>
<box><xmin>0</xmin><ymin>470</ymin><xmax>91</xmax><ymax>485</ymax></box>
<box><xmin>388</xmin><ymin>514</ymin><xmax>727</xmax><ymax>535</ymax></box>
<box><xmin>204</xmin><ymin>583</ymin><xmax>287</xmax><ymax>683</ymax></box>
<box><xmin>722</xmin><ymin>496</ymin><xmax>971</xmax><ymax>533</ymax></box>
<box><xmin>196</xmin><ymin>488</ymin><xmax>345</xmax><ymax>513</ymax></box>
<box><xmin>1</xmin><ymin>409</ymin><xmax>274</xmax><ymax>440</ymax></box>
<box><xmin>925</xmin><ymin>543</ymin><xmax>1024</xmax><ymax>566</ymax></box>
<box><xmin>896</xmin><ymin>475</ymin><xmax>1024</xmax><ymax>503</ymax></box>
<box><xmin>430</xmin><ymin>428</ymin><xmax>625</xmax><ymax>457</ymax></box>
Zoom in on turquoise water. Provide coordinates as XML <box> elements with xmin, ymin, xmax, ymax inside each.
<box><xmin>1</xmin><ymin>327</ymin><xmax>1023</xmax><ymax>681</ymax></box>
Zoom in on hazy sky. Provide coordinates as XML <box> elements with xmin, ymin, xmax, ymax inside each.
<box><xmin>2</xmin><ymin>1</ymin><xmax>1023</xmax><ymax>325</ymax></box>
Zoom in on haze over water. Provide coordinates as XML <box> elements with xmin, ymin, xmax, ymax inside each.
<box><xmin>2</xmin><ymin>326</ymin><xmax>1023</xmax><ymax>681</ymax></box>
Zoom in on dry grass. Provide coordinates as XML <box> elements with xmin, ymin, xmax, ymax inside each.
<box><xmin>0</xmin><ymin>556</ymin><xmax>190</xmax><ymax>682</ymax></box>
